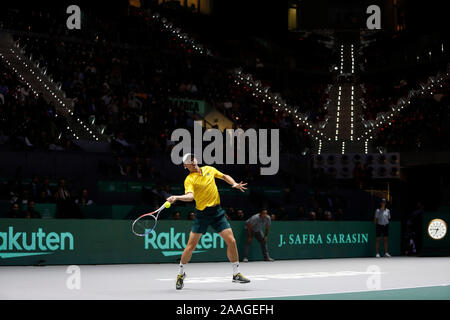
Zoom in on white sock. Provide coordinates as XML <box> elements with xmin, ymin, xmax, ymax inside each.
<box><xmin>178</xmin><ymin>263</ymin><xmax>185</xmax><ymax>275</ymax></box>
<box><xmin>232</xmin><ymin>262</ymin><xmax>240</xmax><ymax>276</ymax></box>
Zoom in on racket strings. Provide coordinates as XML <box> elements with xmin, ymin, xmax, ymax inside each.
<box><xmin>132</xmin><ymin>208</ymin><xmax>164</xmax><ymax>236</ymax></box>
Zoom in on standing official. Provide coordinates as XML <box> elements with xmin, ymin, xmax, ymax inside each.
<box><xmin>374</xmin><ymin>198</ymin><xmax>391</xmax><ymax>257</ymax></box>
<box><xmin>242</xmin><ymin>210</ymin><xmax>275</xmax><ymax>262</ymax></box>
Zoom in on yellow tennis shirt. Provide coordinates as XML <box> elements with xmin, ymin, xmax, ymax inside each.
<box><xmin>184</xmin><ymin>166</ymin><xmax>224</xmax><ymax>211</ymax></box>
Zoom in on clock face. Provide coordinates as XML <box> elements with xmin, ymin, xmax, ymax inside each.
<box><xmin>427</xmin><ymin>219</ymin><xmax>447</xmax><ymax>240</ymax></box>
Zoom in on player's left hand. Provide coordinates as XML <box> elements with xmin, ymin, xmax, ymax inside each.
<box><xmin>166</xmin><ymin>196</ymin><xmax>177</xmax><ymax>204</ymax></box>
<box><xmin>232</xmin><ymin>181</ymin><xmax>247</xmax><ymax>192</ymax></box>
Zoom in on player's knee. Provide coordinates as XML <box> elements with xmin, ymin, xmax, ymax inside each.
<box><xmin>226</xmin><ymin>237</ymin><xmax>237</xmax><ymax>247</ymax></box>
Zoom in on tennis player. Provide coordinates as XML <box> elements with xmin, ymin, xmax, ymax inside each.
<box><xmin>166</xmin><ymin>153</ymin><xmax>251</xmax><ymax>290</ymax></box>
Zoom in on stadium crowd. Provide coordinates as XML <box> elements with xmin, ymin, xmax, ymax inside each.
<box><xmin>0</xmin><ymin>59</ymin><xmax>73</xmax><ymax>151</ymax></box>
<box><xmin>373</xmin><ymin>78</ymin><xmax>450</xmax><ymax>152</ymax></box>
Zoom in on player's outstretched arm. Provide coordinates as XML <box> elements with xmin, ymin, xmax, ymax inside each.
<box><xmin>166</xmin><ymin>192</ymin><xmax>194</xmax><ymax>204</ymax></box>
<box><xmin>220</xmin><ymin>174</ymin><xmax>248</xmax><ymax>192</ymax></box>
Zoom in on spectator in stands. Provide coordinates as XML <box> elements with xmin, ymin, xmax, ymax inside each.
<box><xmin>324</xmin><ymin>210</ymin><xmax>334</xmax><ymax>221</ymax></box>
<box><xmin>308</xmin><ymin>211</ymin><xmax>317</xmax><ymax>220</ymax></box>
<box><xmin>335</xmin><ymin>208</ymin><xmax>344</xmax><ymax>221</ymax></box>
<box><xmin>75</xmin><ymin>188</ymin><xmax>94</xmax><ymax>206</ymax></box>
<box><xmin>187</xmin><ymin>212</ymin><xmax>195</xmax><ymax>220</ymax></box>
<box><xmin>142</xmin><ymin>157</ymin><xmax>154</xmax><ymax>179</ymax></box>
<box><xmin>317</xmin><ymin>207</ymin><xmax>324</xmax><ymax>220</ymax></box>
<box><xmin>325</xmin><ymin>193</ymin><xmax>335</xmax><ymax>212</ymax></box>
<box><xmin>161</xmin><ymin>185</ymin><xmax>172</xmax><ymax>200</ymax></box>
<box><xmin>114</xmin><ymin>156</ymin><xmax>126</xmax><ymax>176</ymax></box>
<box><xmin>283</xmin><ymin>187</ymin><xmax>292</xmax><ymax>205</ymax></box>
<box><xmin>55</xmin><ymin>178</ymin><xmax>76</xmax><ymax>218</ymax></box>
<box><xmin>23</xmin><ymin>200</ymin><xmax>41</xmax><ymax>219</ymax></box>
<box><xmin>278</xmin><ymin>206</ymin><xmax>288</xmax><ymax>221</ymax></box>
<box><xmin>8</xmin><ymin>181</ymin><xmax>21</xmax><ymax>205</ymax></box>
<box><xmin>233</xmin><ymin>209</ymin><xmax>245</xmax><ymax>221</ymax></box>
<box><xmin>29</xmin><ymin>175</ymin><xmax>40</xmax><ymax>200</ymax></box>
<box><xmin>9</xmin><ymin>203</ymin><xmax>21</xmax><ymax>218</ymax></box>
<box><xmin>20</xmin><ymin>189</ymin><xmax>30</xmax><ymax>206</ymax></box>
<box><xmin>308</xmin><ymin>194</ymin><xmax>320</xmax><ymax>213</ymax></box>
<box><xmin>296</xmin><ymin>205</ymin><xmax>306</xmax><ymax>220</ymax></box>
<box><xmin>151</xmin><ymin>185</ymin><xmax>166</xmax><ymax>205</ymax></box>
<box><xmin>270</xmin><ymin>213</ymin><xmax>276</xmax><ymax>221</ymax></box>
<box><xmin>113</xmin><ymin>132</ymin><xmax>132</xmax><ymax>155</ymax></box>
<box><xmin>36</xmin><ymin>190</ymin><xmax>51</xmax><ymax>203</ymax></box>
<box><xmin>226</xmin><ymin>207</ymin><xmax>235</xmax><ymax>219</ymax></box>
<box><xmin>173</xmin><ymin>211</ymin><xmax>181</xmax><ymax>220</ymax></box>
<box><xmin>40</xmin><ymin>177</ymin><xmax>54</xmax><ymax>199</ymax></box>
<box><xmin>241</xmin><ymin>209</ymin><xmax>274</xmax><ymax>262</ymax></box>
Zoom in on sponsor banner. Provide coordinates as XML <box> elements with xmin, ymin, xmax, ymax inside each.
<box><xmin>0</xmin><ymin>219</ymin><xmax>401</xmax><ymax>265</ymax></box>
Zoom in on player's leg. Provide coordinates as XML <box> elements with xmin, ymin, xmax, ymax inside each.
<box><xmin>181</xmin><ymin>231</ymin><xmax>202</xmax><ymax>264</ymax></box>
<box><xmin>218</xmin><ymin>228</ymin><xmax>250</xmax><ymax>283</ymax></box>
<box><xmin>219</xmin><ymin>228</ymin><xmax>239</xmax><ymax>262</ymax></box>
<box><xmin>176</xmin><ymin>231</ymin><xmax>202</xmax><ymax>290</ymax></box>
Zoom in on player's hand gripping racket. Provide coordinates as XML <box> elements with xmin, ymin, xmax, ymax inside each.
<box><xmin>131</xmin><ymin>201</ymin><xmax>171</xmax><ymax>236</ymax></box>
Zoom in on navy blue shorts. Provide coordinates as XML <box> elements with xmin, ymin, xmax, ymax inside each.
<box><xmin>191</xmin><ymin>206</ymin><xmax>231</xmax><ymax>234</ymax></box>
<box><xmin>376</xmin><ymin>224</ymin><xmax>389</xmax><ymax>237</ymax></box>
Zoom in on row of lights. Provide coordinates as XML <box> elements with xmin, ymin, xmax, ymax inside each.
<box><xmin>351</xmin><ymin>45</ymin><xmax>358</xmax><ymax>150</ymax></box>
<box><xmin>337</xmin><ymin>44</ymin><xmax>344</xmax><ymax>144</ymax></box>
<box><xmin>357</xmin><ymin>65</ymin><xmax>450</xmax><ymax>142</ymax></box>
<box><xmin>233</xmin><ymin>69</ymin><xmax>330</xmax><ymax>142</ymax></box>
<box><xmin>0</xmin><ymin>53</ymin><xmax>39</xmax><ymax>97</ymax></box>
<box><xmin>11</xmin><ymin>44</ymin><xmax>100</xmax><ymax>141</ymax></box>
<box><xmin>151</xmin><ymin>13</ymin><xmax>211</xmax><ymax>57</ymax></box>
<box><xmin>350</xmin><ymin>85</ymin><xmax>354</xmax><ymax>141</ymax></box>
<box><xmin>335</xmin><ymin>86</ymin><xmax>341</xmax><ymax>141</ymax></box>
<box><xmin>351</xmin><ymin>44</ymin><xmax>355</xmax><ymax>74</ymax></box>
<box><xmin>1</xmin><ymin>50</ymin><xmax>81</xmax><ymax>140</ymax></box>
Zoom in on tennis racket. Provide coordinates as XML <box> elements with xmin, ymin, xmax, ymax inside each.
<box><xmin>131</xmin><ymin>202</ymin><xmax>169</xmax><ymax>237</ymax></box>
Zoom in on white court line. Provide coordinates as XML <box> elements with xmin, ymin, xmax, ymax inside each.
<box><xmin>156</xmin><ymin>270</ymin><xmax>385</xmax><ymax>283</ymax></box>
<box><xmin>229</xmin><ymin>283</ymin><xmax>450</xmax><ymax>300</ymax></box>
